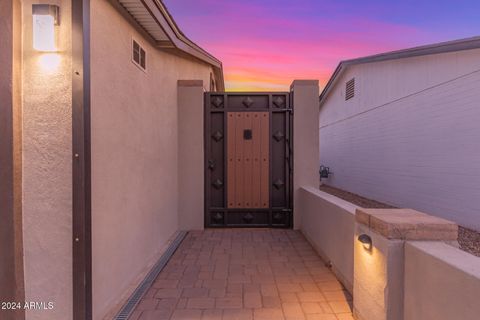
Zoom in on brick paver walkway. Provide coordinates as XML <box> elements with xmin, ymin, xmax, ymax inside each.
<box><xmin>130</xmin><ymin>229</ymin><xmax>353</xmax><ymax>320</ymax></box>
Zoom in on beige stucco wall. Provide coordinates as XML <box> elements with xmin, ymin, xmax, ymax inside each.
<box><xmin>21</xmin><ymin>1</ymin><xmax>73</xmax><ymax>320</ymax></box>
<box><xmin>405</xmin><ymin>241</ymin><xmax>480</xmax><ymax>320</ymax></box>
<box><xmin>90</xmin><ymin>2</ymin><xmax>214</xmax><ymax>318</ymax></box>
<box><xmin>353</xmin><ymin>224</ymin><xmax>404</xmax><ymax>320</ymax></box>
<box><xmin>178</xmin><ymin>80</ymin><xmax>205</xmax><ymax>231</ymax></box>
<box><xmin>299</xmin><ymin>187</ymin><xmax>356</xmax><ymax>293</ymax></box>
<box><xmin>291</xmin><ymin>80</ymin><xmax>319</xmax><ymax>229</ymax></box>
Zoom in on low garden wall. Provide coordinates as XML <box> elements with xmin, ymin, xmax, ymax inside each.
<box><xmin>300</xmin><ymin>185</ymin><xmax>480</xmax><ymax>320</ymax></box>
<box><xmin>298</xmin><ymin>186</ymin><xmax>357</xmax><ymax>293</ymax></box>
<box><xmin>404</xmin><ymin>241</ymin><xmax>480</xmax><ymax>320</ymax></box>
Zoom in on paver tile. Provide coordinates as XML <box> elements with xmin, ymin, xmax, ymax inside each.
<box><xmin>223</xmin><ymin>308</ymin><xmax>254</xmax><ymax>320</ymax></box>
<box><xmin>297</xmin><ymin>291</ymin><xmax>326</xmax><ymax>303</ymax></box>
<box><xmin>182</xmin><ymin>287</ymin><xmax>209</xmax><ymax>298</ymax></box>
<box><xmin>282</xmin><ymin>302</ymin><xmax>305</xmax><ymax>319</ymax></box>
<box><xmin>322</xmin><ymin>290</ymin><xmax>352</xmax><ymax>302</ymax></box>
<box><xmin>136</xmin><ymin>298</ymin><xmax>159</xmax><ymax>310</ymax></box>
<box><xmin>301</xmin><ymin>302</ymin><xmax>324</xmax><ymax>314</ymax></box>
<box><xmin>279</xmin><ymin>292</ymin><xmax>299</xmax><ymax>303</ymax></box>
<box><xmin>253</xmin><ymin>308</ymin><xmax>285</xmax><ymax>320</ymax></box>
<box><xmin>154</xmin><ymin>279</ymin><xmax>179</xmax><ymax>289</ymax></box>
<box><xmin>306</xmin><ymin>314</ymin><xmax>337</xmax><ymax>320</ymax></box>
<box><xmin>187</xmin><ymin>298</ymin><xmax>215</xmax><ymax>309</ymax></box>
<box><xmin>139</xmin><ymin>309</ymin><xmax>173</xmax><ymax>320</ymax></box>
<box><xmin>171</xmin><ymin>309</ymin><xmax>202</xmax><ymax>320</ymax></box>
<box><xmin>327</xmin><ymin>301</ymin><xmax>352</xmax><ymax>314</ymax></box>
<box><xmin>262</xmin><ymin>296</ymin><xmax>282</xmax><ymax>308</ymax></box>
<box><xmin>261</xmin><ymin>284</ymin><xmax>279</xmax><ymax>297</ymax></box>
<box><xmin>155</xmin><ymin>289</ymin><xmax>182</xmax><ymax>299</ymax></box>
<box><xmin>202</xmin><ymin>309</ymin><xmax>223</xmax><ymax>320</ymax></box>
<box><xmin>278</xmin><ymin>283</ymin><xmax>303</xmax><ymax>293</ymax></box>
<box><xmin>215</xmin><ymin>297</ymin><xmax>243</xmax><ymax>309</ymax></box>
<box><xmin>244</xmin><ymin>292</ymin><xmax>262</xmax><ymax>308</ymax></box>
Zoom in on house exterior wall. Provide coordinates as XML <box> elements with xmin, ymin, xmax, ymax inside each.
<box><xmin>319</xmin><ymin>48</ymin><xmax>480</xmax><ymax>230</ymax></box>
<box><xmin>20</xmin><ymin>1</ymin><xmax>73</xmax><ymax>320</ymax></box>
<box><xmin>90</xmin><ymin>1</ymin><xmax>215</xmax><ymax>318</ymax></box>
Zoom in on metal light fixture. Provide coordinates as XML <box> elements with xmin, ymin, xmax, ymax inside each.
<box><xmin>319</xmin><ymin>165</ymin><xmax>333</xmax><ymax>181</ymax></box>
<box><xmin>32</xmin><ymin>4</ymin><xmax>60</xmax><ymax>52</ymax></box>
<box><xmin>358</xmin><ymin>234</ymin><xmax>372</xmax><ymax>250</ymax></box>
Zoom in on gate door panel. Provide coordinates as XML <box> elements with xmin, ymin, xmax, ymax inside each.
<box><xmin>205</xmin><ymin>93</ymin><xmax>293</xmax><ymax>228</ymax></box>
<box><xmin>227</xmin><ymin>112</ymin><xmax>269</xmax><ymax>209</ymax></box>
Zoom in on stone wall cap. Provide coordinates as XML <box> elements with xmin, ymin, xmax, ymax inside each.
<box><xmin>356</xmin><ymin>208</ymin><xmax>458</xmax><ymax>240</ymax></box>
<box><xmin>290</xmin><ymin>80</ymin><xmax>319</xmax><ymax>88</ymax></box>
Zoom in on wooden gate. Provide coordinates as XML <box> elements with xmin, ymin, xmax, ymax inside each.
<box><xmin>205</xmin><ymin>93</ymin><xmax>293</xmax><ymax>228</ymax></box>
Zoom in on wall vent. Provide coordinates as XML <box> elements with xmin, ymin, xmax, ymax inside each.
<box><xmin>345</xmin><ymin>78</ymin><xmax>355</xmax><ymax>100</ymax></box>
<box><xmin>132</xmin><ymin>39</ymin><xmax>146</xmax><ymax>71</ymax></box>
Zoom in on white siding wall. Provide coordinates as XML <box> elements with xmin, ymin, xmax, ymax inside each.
<box><xmin>319</xmin><ymin>48</ymin><xmax>480</xmax><ymax>230</ymax></box>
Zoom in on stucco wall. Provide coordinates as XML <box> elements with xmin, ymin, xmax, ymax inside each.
<box><xmin>299</xmin><ymin>187</ymin><xmax>356</xmax><ymax>293</ymax></box>
<box><xmin>292</xmin><ymin>81</ymin><xmax>320</xmax><ymax>229</ymax></box>
<box><xmin>178</xmin><ymin>81</ymin><xmax>205</xmax><ymax>230</ymax></box>
<box><xmin>21</xmin><ymin>1</ymin><xmax>73</xmax><ymax>320</ymax></box>
<box><xmin>90</xmin><ymin>2</ymin><xmax>214</xmax><ymax>318</ymax></box>
<box><xmin>319</xmin><ymin>48</ymin><xmax>480</xmax><ymax>230</ymax></box>
<box><xmin>353</xmin><ymin>224</ymin><xmax>404</xmax><ymax>320</ymax></box>
<box><xmin>404</xmin><ymin>241</ymin><xmax>480</xmax><ymax>320</ymax></box>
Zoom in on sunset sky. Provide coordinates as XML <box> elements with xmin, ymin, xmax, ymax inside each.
<box><xmin>163</xmin><ymin>0</ymin><xmax>480</xmax><ymax>91</ymax></box>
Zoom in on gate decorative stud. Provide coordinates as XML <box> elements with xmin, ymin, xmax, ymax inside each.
<box><xmin>273</xmin><ymin>96</ymin><xmax>285</xmax><ymax>108</ymax></box>
<box><xmin>211</xmin><ymin>131</ymin><xmax>223</xmax><ymax>142</ymax></box>
<box><xmin>273</xmin><ymin>179</ymin><xmax>285</xmax><ymax>189</ymax></box>
<box><xmin>242</xmin><ymin>97</ymin><xmax>254</xmax><ymax>108</ymax></box>
<box><xmin>211</xmin><ymin>96</ymin><xmax>224</xmax><ymax>108</ymax></box>
<box><xmin>212</xmin><ymin>179</ymin><xmax>223</xmax><ymax>189</ymax></box>
<box><xmin>273</xmin><ymin>130</ymin><xmax>285</xmax><ymax>142</ymax></box>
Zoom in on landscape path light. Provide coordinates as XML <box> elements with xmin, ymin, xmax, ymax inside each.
<box><xmin>358</xmin><ymin>233</ymin><xmax>372</xmax><ymax>250</ymax></box>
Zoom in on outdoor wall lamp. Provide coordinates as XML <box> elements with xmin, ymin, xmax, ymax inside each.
<box><xmin>32</xmin><ymin>4</ymin><xmax>60</xmax><ymax>52</ymax></box>
<box><xmin>358</xmin><ymin>234</ymin><xmax>372</xmax><ymax>250</ymax></box>
<box><xmin>319</xmin><ymin>165</ymin><xmax>333</xmax><ymax>181</ymax></box>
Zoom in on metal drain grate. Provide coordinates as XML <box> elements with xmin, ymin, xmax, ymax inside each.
<box><xmin>114</xmin><ymin>231</ymin><xmax>187</xmax><ymax>320</ymax></box>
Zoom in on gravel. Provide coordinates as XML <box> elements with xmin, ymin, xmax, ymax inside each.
<box><xmin>319</xmin><ymin>184</ymin><xmax>396</xmax><ymax>209</ymax></box>
<box><xmin>458</xmin><ymin>226</ymin><xmax>480</xmax><ymax>257</ymax></box>
<box><xmin>319</xmin><ymin>184</ymin><xmax>480</xmax><ymax>258</ymax></box>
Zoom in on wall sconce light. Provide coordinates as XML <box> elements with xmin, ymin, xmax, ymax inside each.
<box><xmin>32</xmin><ymin>4</ymin><xmax>60</xmax><ymax>52</ymax></box>
<box><xmin>358</xmin><ymin>234</ymin><xmax>372</xmax><ymax>250</ymax></box>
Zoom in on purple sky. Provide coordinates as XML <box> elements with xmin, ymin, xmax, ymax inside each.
<box><xmin>163</xmin><ymin>0</ymin><xmax>480</xmax><ymax>91</ymax></box>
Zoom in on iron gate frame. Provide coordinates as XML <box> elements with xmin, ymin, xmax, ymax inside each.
<box><xmin>204</xmin><ymin>92</ymin><xmax>293</xmax><ymax>228</ymax></box>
